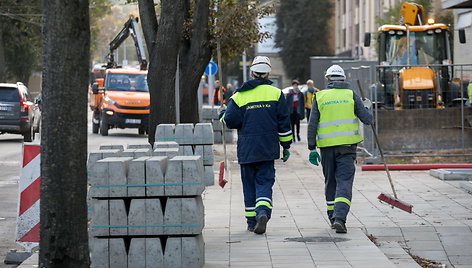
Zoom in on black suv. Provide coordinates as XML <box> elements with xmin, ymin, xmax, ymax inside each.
<box><xmin>0</xmin><ymin>83</ymin><xmax>40</xmax><ymax>142</ymax></box>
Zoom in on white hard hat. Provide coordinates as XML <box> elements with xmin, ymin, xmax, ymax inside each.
<box><xmin>250</xmin><ymin>56</ymin><xmax>272</xmax><ymax>73</ymax></box>
<box><xmin>325</xmin><ymin>65</ymin><xmax>346</xmax><ymax>80</ymax></box>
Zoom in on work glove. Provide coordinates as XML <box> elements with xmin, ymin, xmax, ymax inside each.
<box><xmin>281</xmin><ymin>149</ymin><xmax>290</xmax><ymax>162</ymax></box>
<box><xmin>309</xmin><ymin>151</ymin><xmax>321</xmax><ymax>166</ymax></box>
<box><xmin>218</xmin><ymin>109</ymin><xmax>226</xmax><ymax>122</ymax></box>
<box><xmin>362</xmin><ymin>98</ymin><xmax>372</xmax><ymax>109</ymax></box>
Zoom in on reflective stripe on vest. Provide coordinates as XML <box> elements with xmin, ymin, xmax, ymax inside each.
<box><xmin>316</xmin><ymin>88</ymin><xmax>363</xmax><ymax>148</ymax></box>
<box><xmin>230</xmin><ymin>84</ymin><xmax>281</xmax><ymax>107</ymax></box>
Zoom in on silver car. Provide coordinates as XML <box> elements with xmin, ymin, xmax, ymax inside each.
<box><xmin>0</xmin><ymin>83</ymin><xmax>40</xmax><ymax>141</ymax></box>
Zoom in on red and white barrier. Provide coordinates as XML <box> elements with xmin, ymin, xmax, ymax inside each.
<box><xmin>16</xmin><ymin>137</ymin><xmax>40</xmax><ymax>251</ymax></box>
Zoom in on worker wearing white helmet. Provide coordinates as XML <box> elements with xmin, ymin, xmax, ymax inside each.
<box><xmin>306</xmin><ymin>64</ymin><xmax>373</xmax><ymax>233</ymax></box>
<box><xmin>220</xmin><ymin>55</ymin><xmax>292</xmax><ymax>234</ymax></box>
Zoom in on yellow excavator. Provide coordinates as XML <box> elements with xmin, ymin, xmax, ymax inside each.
<box><xmin>365</xmin><ymin>2</ymin><xmax>466</xmax><ymax>109</ymax></box>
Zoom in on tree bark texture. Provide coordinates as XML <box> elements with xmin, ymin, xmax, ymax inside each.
<box><xmin>179</xmin><ymin>0</ymin><xmax>212</xmax><ymax>123</ymax></box>
<box><xmin>40</xmin><ymin>0</ymin><xmax>90</xmax><ymax>267</ymax></box>
<box><xmin>146</xmin><ymin>0</ymin><xmax>186</xmax><ymax>144</ymax></box>
<box><xmin>138</xmin><ymin>0</ymin><xmax>158</xmax><ymax>55</ymax></box>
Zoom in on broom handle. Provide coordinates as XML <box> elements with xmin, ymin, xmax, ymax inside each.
<box><xmin>356</xmin><ymin>80</ymin><xmax>398</xmax><ymax>199</ymax></box>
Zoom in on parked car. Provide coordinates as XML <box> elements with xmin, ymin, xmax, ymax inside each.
<box><xmin>0</xmin><ymin>83</ymin><xmax>41</xmax><ymax>141</ymax></box>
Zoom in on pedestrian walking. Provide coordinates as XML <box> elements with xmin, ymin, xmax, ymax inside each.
<box><xmin>221</xmin><ymin>56</ymin><xmax>292</xmax><ymax>235</ymax></box>
<box><xmin>286</xmin><ymin>80</ymin><xmax>305</xmax><ymax>142</ymax></box>
<box><xmin>307</xmin><ymin>65</ymin><xmax>372</xmax><ymax>233</ymax></box>
<box><xmin>304</xmin><ymin>79</ymin><xmax>318</xmax><ymax>122</ymax></box>
<box><xmin>212</xmin><ymin>80</ymin><xmax>226</xmax><ymax>105</ymax></box>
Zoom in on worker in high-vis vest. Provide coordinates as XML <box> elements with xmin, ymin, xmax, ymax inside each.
<box><xmin>468</xmin><ymin>82</ymin><xmax>472</xmax><ymax>106</ymax></box>
<box><xmin>307</xmin><ymin>65</ymin><xmax>372</xmax><ymax>233</ymax></box>
<box><xmin>221</xmin><ymin>56</ymin><xmax>292</xmax><ymax>234</ymax></box>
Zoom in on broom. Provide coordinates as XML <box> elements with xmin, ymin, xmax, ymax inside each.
<box><xmin>217</xmin><ymin>42</ymin><xmax>228</xmax><ymax>188</ymax></box>
<box><xmin>356</xmin><ymin>80</ymin><xmax>413</xmax><ymax>213</ymax></box>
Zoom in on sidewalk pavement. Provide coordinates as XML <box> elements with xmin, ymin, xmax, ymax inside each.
<box><xmin>18</xmin><ymin>125</ymin><xmax>472</xmax><ymax>268</ymax></box>
<box><xmin>203</xmin><ymin>125</ymin><xmax>472</xmax><ymax>268</ymax></box>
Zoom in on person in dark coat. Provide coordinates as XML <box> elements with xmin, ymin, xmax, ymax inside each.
<box><xmin>285</xmin><ymin>80</ymin><xmax>305</xmax><ymax>142</ymax></box>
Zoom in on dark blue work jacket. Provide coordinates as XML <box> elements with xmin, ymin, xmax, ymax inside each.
<box><xmin>223</xmin><ymin>79</ymin><xmax>292</xmax><ymax>164</ymax></box>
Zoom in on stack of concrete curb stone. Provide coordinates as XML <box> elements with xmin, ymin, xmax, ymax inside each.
<box><xmin>201</xmin><ymin>105</ymin><xmax>233</xmax><ymax>144</ymax></box>
<box><xmin>87</xmin><ymin>143</ymin><xmax>204</xmax><ymax>268</ymax></box>
<box><xmin>154</xmin><ymin>123</ymin><xmax>215</xmax><ymax>186</ymax></box>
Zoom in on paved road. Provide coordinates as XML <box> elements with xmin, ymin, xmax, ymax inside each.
<box><xmin>0</xmin><ymin>116</ymin><xmax>149</xmax><ymax>267</ymax></box>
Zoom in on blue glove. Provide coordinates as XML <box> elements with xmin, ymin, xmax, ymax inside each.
<box><xmin>218</xmin><ymin>109</ymin><xmax>226</xmax><ymax>122</ymax></box>
<box><xmin>281</xmin><ymin>149</ymin><xmax>290</xmax><ymax>162</ymax></box>
<box><xmin>309</xmin><ymin>151</ymin><xmax>321</xmax><ymax>166</ymax></box>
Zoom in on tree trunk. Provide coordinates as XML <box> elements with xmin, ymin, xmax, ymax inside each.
<box><xmin>146</xmin><ymin>0</ymin><xmax>186</xmax><ymax>144</ymax></box>
<box><xmin>138</xmin><ymin>0</ymin><xmax>158</xmax><ymax>55</ymax></box>
<box><xmin>179</xmin><ymin>0</ymin><xmax>213</xmax><ymax>123</ymax></box>
<box><xmin>0</xmin><ymin>33</ymin><xmax>5</xmax><ymax>82</ymax></box>
<box><xmin>40</xmin><ymin>0</ymin><xmax>90</xmax><ymax>267</ymax></box>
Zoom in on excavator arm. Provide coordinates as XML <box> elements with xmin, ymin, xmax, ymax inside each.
<box><xmin>107</xmin><ymin>15</ymin><xmax>148</xmax><ymax>70</ymax></box>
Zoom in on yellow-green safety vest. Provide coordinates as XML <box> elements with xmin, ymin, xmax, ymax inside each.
<box><xmin>468</xmin><ymin>83</ymin><xmax>472</xmax><ymax>102</ymax></box>
<box><xmin>316</xmin><ymin>88</ymin><xmax>363</xmax><ymax>147</ymax></box>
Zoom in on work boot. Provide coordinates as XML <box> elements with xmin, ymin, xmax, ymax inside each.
<box><xmin>333</xmin><ymin>219</ymin><xmax>347</xmax><ymax>233</ymax></box>
<box><xmin>329</xmin><ymin>219</ymin><xmax>335</xmax><ymax>229</ymax></box>
<box><xmin>247</xmin><ymin>225</ymin><xmax>255</xmax><ymax>232</ymax></box>
<box><xmin>254</xmin><ymin>215</ymin><xmax>268</xmax><ymax>235</ymax></box>
<box><xmin>297</xmin><ymin>135</ymin><xmax>301</xmax><ymax>141</ymax></box>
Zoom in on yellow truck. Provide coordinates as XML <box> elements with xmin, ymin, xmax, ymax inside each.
<box><xmin>365</xmin><ymin>2</ymin><xmax>466</xmax><ymax>109</ymax></box>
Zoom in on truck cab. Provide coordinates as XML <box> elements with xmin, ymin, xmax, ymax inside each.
<box><xmin>89</xmin><ymin>68</ymin><xmax>150</xmax><ymax>136</ymax></box>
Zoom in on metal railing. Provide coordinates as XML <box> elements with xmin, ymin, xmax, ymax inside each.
<box><xmin>345</xmin><ymin>63</ymin><xmax>472</xmax><ymax>160</ymax></box>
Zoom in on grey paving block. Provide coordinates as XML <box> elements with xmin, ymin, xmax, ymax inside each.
<box><xmin>195</xmin><ymin>145</ymin><xmax>214</xmax><ymax>165</ymax></box>
<box><xmin>460</xmin><ymin>181</ymin><xmax>472</xmax><ymax>193</ymax></box>
<box><xmin>99</xmin><ymin>144</ymin><xmax>125</xmax><ymax>151</ymax></box>
<box><xmin>430</xmin><ymin>169</ymin><xmax>472</xmax><ymax>180</ymax></box>
<box><xmin>182</xmin><ymin>156</ymin><xmax>204</xmax><ymax>196</ymax></box>
<box><xmin>212</xmin><ymin>119</ymin><xmax>222</xmax><ymax>131</ymax></box>
<box><xmin>128</xmin><ymin>238</ymin><xmax>145</xmax><ymax>268</ymax></box>
<box><xmin>164</xmin><ymin>237</ymin><xmax>182</xmax><ymax>268</ymax></box>
<box><xmin>101</xmin><ymin>149</ymin><xmax>122</xmax><ymax>158</ymax></box>
<box><xmin>146</xmin><ymin>238</ymin><xmax>164</xmax><ymax>268</ymax></box>
<box><xmin>146</xmin><ymin>199</ymin><xmax>164</xmax><ymax>235</ymax></box>
<box><xmin>164</xmin><ymin>157</ymin><xmax>183</xmax><ymax>196</ymax></box>
<box><xmin>213</xmin><ymin>131</ymin><xmax>222</xmax><ymax>144</ymax></box>
<box><xmin>128</xmin><ymin>157</ymin><xmax>149</xmax><ymax>197</ymax></box>
<box><xmin>224</xmin><ymin>131</ymin><xmax>233</xmax><ymax>143</ymax></box>
<box><xmin>164</xmin><ymin>198</ymin><xmax>182</xmax><ymax>235</ymax></box>
<box><xmin>110</xmin><ymin>200</ymin><xmax>127</xmax><ymax>236</ymax></box>
<box><xmin>155</xmin><ymin>124</ymin><xmax>175</xmax><ymax>142</ymax></box>
<box><xmin>127</xmin><ymin>143</ymin><xmax>152</xmax><ymax>150</ymax></box>
<box><xmin>121</xmin><ymin>149</ymin><xmax>136</xmax><ymax>157</ymax></box>
<box><xmin>182</xmin><ymin>235</ymin><xmax>204</xmax><ymax>268</ymax></box>
<box><xmin>128</xmin><ymin>199</ymin><xmax>146</xmax><ymax>235</ymax></box>
<box><xmin>88</xmin><ymin>151</ymin><xmax>103</xmax><ymax>168</ymax></box>
<box><xmin>182</xmin><ymin>196</ymin><xmax>204</xmax><ymax>234</ymax></box>
<box><xmin>194</xmin><ymin>123</ymin><xmax>214</xmax><ymax>145</ymax></box>
<box><xmin>90</xmin><ymin>238</ymin><xmax>109</xmax><ymax>268</ymax></box>
<box><xmin>204</xmin><ymin>165</ymin><xmax>215</xmax><ymax>186</ymax></box>
<box><xmin>108</xmin><ymin>157</ymin><xmax>133</xmax><ymax>197</ymax></box>
<box><xmin>146</xmin><ymin>156</ymin><xmax>167</xmax><ymax>196</ymax></box>
<box><xmin>179</xmin><ymin>145</ymin><xmax>194</xmax><ymax>156</ymax></box>
<box><xmin>88</xmin><ymin>160</ymin><xmax>109</xmax><ymax>198</ymax></box>
<box><xmin>201</xmin><ymin>105</ymin><xmax>219</xmax><ymax>120</ymax></box>
<box><xmin>175</xmin><ymin>123</ymin><xmax>194</xmax><ymax>145</ymax></box>
<box><xmin>152</xmin><ymin>148</ymin><xmax>179</xmax><ymax>159</ymax></box>
<box><xmin>153</xmin><ymin>141</ymin><xmax>179</xmax><ymax>149</ymax></box>
<box><xmin>90</xmin><ymin>199</ymin><xmax>109</xmax><ymax>236</ymax></box>
<box><xmin>109</xmin><ymin>238</ymin><xmax>127</xmax><ymax>268</ymax></box>
<box><xmin>134</xmin><ymin>148</ymin><xmax>152</xmax><ymax>158</ymax></box>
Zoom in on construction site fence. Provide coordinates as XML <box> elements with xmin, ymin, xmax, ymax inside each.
<box><xmin>344</xmin><ymin>63</ymin><xmax>472</xmax><ymax>161</ymax></box>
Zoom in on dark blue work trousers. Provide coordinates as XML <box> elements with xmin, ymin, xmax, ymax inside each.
<box><xmin>240</xmin><ymin>160</ymin><xmax>275</xmax><ymax>228</ymax></box>
<box><xmin>320</xmin><ymin>144</ymin><xmax>357</xmax><ymax>223</ymax></box>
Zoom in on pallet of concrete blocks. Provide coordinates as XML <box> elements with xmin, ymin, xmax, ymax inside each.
<box><xmin>90</xmin><ymin>235</ymin><xmax>204</xmax><ymax>268</ymax></box>
<box><xmin>89</xmin><ymin>196</ymin><xmax>204</xmax><ymax>236</ymax></box>
<box><xmin>201</xmin><ymin>105</ymin><xmax>219</xmax><ymax>121</ymax></box>
<box><xmin>88</xmin><ymin>155</ymin><xmax>204</xmax><ymax>198</ymax></box>
<box><xmin>213</xmin><ymin>128</ymin><xmax>234</xmax><ymax>144</ymax></box>
<box><xmin>175</xmin><ymin>144</ymin><xmax>214</xmax><ymax>186</ymax></box>
<box><xmin>155</xmin><ymin>123</ymin><xmax>214</xmax><ymax>146</ymax></box>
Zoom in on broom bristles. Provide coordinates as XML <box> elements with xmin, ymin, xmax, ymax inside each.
<box><xmin>378</xmin><ymin>192</ymin><xmax>413</xmax><ymax>213</ymax></box>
